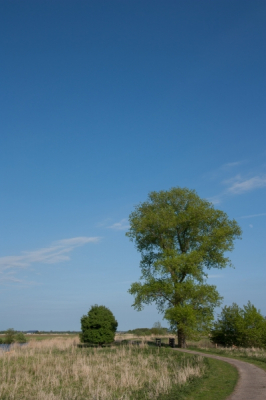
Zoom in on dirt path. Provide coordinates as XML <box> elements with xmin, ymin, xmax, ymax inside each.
<box><xmin>175</xmin><ymin>348</ymin><xmax>266</xmax><ymax>400</ymax></box>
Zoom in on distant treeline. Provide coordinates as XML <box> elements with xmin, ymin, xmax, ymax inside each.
<box><xmin>37</xmin><ymin>331</ymin><xmax>81</xmax><ymax>334</ymax></box>
<box><xmin>0</xmin><ymin>331</ymin><xmax>81</xmax><ymax>334</ymax></box>
<box><xmin>126</xmin><ymin>327</ymin><xmax>169</xmax><ymax>336</ymax></box>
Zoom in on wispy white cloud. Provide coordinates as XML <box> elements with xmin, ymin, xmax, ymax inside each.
<box><xmin>208</xmin><ymin>275</ymin><xmax>223</xmax><ymax>279</ymax></box>
<box><xmin>204</xmin><ymin>161</ymin><xmax>244</xmax><ymax>182</ymax></box>
<box><xmin>96</xmin><ymin>218</ymin><xmax>112</xmax><ymax>228</ymax></box>
<box><xmin>0</xmin><ymin>236</ymin><xmax>100</xmax><ymax>281</ymax></box>
<box><xmin>55</xmin><ymin>237</ymin><xmax>98</xmax><ymax>246</ymax></box>
<box><xmin>0</xmin><ymin>274</ymin><xmax>37</xmax><ymax>286</ymax></box>
<box><xmin>225</xmin><ymin>175</ymin><xmax>266</xmax><ymax>195</ymax></box>
<box><xmin>221</xmin><ymin>161</ymin><xmax>244</xmax><ymax>170</ymax></box>
<box><xmin>208</xmin><ymin>174</ymin><xmax>266</xmax><ymax>204</ymax></box>
<box><xmin>107</xmin><ymin>219</ymin><xmax>129</xmax><ymax>231</ymax></box>
<box><xmin>207</xmin><ymin>195</ymin><xmax>222</xmax><ymax>205</ymax></box>
<box><xmin>240</xmin><ymin>213</ymin><xmax>266</xmax><ymax>219</ymax></box>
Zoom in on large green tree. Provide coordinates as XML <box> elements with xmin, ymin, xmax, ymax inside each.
<box><xmin>126</xmin><ymin>187</ymin><xmax>242</xmax><ymax>348</ymax></box>
<box><xmin>80</xmin><ymin>305</ymin><xmax>118</xmax><ymax>346</ymax></box>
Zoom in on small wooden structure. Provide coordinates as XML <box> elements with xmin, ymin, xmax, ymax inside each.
<box><xmin>169</xmin><ymin>338</ymin><xmax>175</xmax><ymax>348</ymax></box>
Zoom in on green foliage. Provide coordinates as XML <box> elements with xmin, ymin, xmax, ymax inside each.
<box><xmin>15</xmin><ymin>332</ymin><xmax>27</xmax><ymax>343</ymax></box>
<box><xmin>151</xmin><ymin>321</ymin><xmax>169</xmax><ymax>335</ymax></box>
<box><xmin>127</xmin><ymin>328</ymin><xmax>153</xmax><ymax>336</ymax></box>
<box><xmin>211</xmin><ymin>301</ymin><xmax>266</xmax><ymax>348</ymax></box>
<box><xmin>80</xmin><ymin>305</ymin><xmax>118</xmax><ymax>345</ymax></box>
<box><xmin>126</xmin><ymin>187</ymin><xmax>242</xmax><ymax>347</ymax></box>
<box><xmin>4</xmin><ymin>328</ymin><xmax>16</xmax><ymax>344</ymax></box>
<box><xmin>172</xmin><ymin>358</ymin><xmax>238</xmax><ymax>400</ymax></box>
<box><xmin>127</xmin><ymin>324</ymin><xmax>169</xmax><ymax>336</ymax></box>
<box><xmin>1</xmin><ymin>329</ymin><xmax>27</xmax><ymax>344</ymax></box>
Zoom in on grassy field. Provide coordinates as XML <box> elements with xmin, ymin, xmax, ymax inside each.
<box><xmin>0</xmin><ymin>333</ymin><xmax>78</xmax><ymax>342</ymax></box>
<box><xmin>0</xmin><ymin>337</ymin><xmax>206</xmax><ymax>400</ymax></box>
<box><xmin>0</xmin><ymin>334</ymin><xmax>243</xmax><ymax>399</ymax></box>
<box><xmin>1</xmin><ymin>332</ymin><xmax>263</xmax><ymax>400</ymax></box>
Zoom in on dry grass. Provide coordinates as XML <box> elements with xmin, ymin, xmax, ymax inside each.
<box><xmin>0</xmin><ymin>338</ymin><xmax>205</xmax><ymax>400</ymax></box>
<box><xmin>187</xmin><ymin>338</ymin><xmax>266</xmax><ymax>365</ymax></box>
<box><xmin>187</xmin><ymin>338</ymin><xmax>216</xmax><ymax>349</ymax></box>
<box><xmin>206</xmin><ymin>346</ymin><xmax>266</xmax><ymax>361</ymax></box>
<box><xmin>115</xmin><ymin>333</ymin><xmax>175</xmax><ymax>343</ymax></box>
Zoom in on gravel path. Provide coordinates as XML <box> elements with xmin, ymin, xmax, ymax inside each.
<box><xmin>175</xmin><ymin>348</ymin><xmax>266</xmax><ymax>400</ymax></box>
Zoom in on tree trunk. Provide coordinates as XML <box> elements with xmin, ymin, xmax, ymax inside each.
<box><xmin>177</xmin><ymin>328</ymin><xmax>187</xmax><ymax>348</ymax></box>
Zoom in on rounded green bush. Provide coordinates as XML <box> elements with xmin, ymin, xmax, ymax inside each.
<box><xmin>15</xmin><ymin>332</ymin><xmax>27</xmax><ymax>343</ymax></box>
<box><xmin>80</xmin><ymin>305</ymin><xmax>118</xmax><ymax>346</ymax></box>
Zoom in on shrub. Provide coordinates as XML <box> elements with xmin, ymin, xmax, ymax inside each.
<box><xmin>4</xmin><ymin>328</ymin><xmax>16</xmax><ymax>344</ymax></box>
<box><xmin>127</xmin><ymin>328</ymin><xmax>154</xmax><ymax>336</ymax></box>
<box><xmin>127</xmin><ymin>323</ymin><xmax>169</xmax><ymax>336</ymax></box>
<box><xmin>80</xmin><ymin>305</ymin><xmax>118</xmax><ymax>346</ymax></box>
<box><xmin>15</xmin><ymin>332</ymin><xmax>27</xmax><ymax>343</ymax></box>
<box><xmin>211</xmin><ymin>301</ymin><xmax>266</xmax><ymax>348</ymax></box>
<box><xmin>150</xmin><ymin>321</ymin><xmax>169</xmax><ymax>335</ymax></box>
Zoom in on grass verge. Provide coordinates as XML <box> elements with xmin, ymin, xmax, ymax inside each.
<box><xmin>138</xmin><ymin>356</ymin><xmax>238</xmax><ymax>400</ymax></box>
<box><xmin>177</xmin><ymin>358</ymin><xmax>238</xmax><ymax>400</ymax></box>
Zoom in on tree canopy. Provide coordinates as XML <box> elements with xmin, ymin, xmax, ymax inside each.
<box><xmin>211</xmin><ymin>301</ymin><xmax>266</xmax><ymax>348</ymax></box>
<box><xmin>80</xmin><ymin>305</ymin><xmax>118</xmax><ymax>346</ymax></box>
<box><xmin>126</xmin><ymin>325</ymin><xmax>168</xmax><ymax>336</ymax></box>
<box><xmin>126</xmin><ymin>187</ymin><xmax>242</xmax><ymax>347</ymax></box>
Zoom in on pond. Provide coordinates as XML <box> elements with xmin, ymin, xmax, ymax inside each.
<box><xmin>0</xmin><ymin>343</ymin><xmax>28</xmax><ymax>351</ymax></box>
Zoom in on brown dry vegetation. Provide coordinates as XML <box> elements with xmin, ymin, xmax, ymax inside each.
<box><xmin>193</xmin><ymin>345</ymin><xmax>266</xmax><ymax>362</ymax></box>
<box><xmin>0</xmin><ymin>337</ymin><xmax>205</xmax><ymax>400</ymax></box>
<box><xmin>187</xmin><ymin>337</ymin><xmax>266</xmax><ymax>361</ymax></box>
<box><xmin>115</xmin><ymin>333</ymin><xmax>175</xmax><ymax>341</ymax></box>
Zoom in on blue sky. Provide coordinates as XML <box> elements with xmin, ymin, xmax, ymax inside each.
<box><xmin>0</xmin><ymin>0</ymin><xmax>265</xmax><ymax>331</ymax></box>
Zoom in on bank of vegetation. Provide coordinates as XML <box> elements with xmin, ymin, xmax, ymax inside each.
<box><xmin>0</xmin><ymin>329</ymin><xmax>27</xmax><ymax>344</ymax></box>
<box><xmin>126</xmin><ymin>327</ymin><xmax>169</xmax><ymax>336</ymax></box>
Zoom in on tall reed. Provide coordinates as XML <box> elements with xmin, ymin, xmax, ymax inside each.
<box><xmin>208</xmin><ymin>346</ymin><xmax>266</xmax><ymax>362</ymax></box>
<box><xmin>0</xmin><ymin>338</ymin><xmax>205</xmax><ymax>400</ymax></box>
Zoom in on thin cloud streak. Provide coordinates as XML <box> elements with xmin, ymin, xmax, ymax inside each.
<box><xmin>108</xmin><ymin>219</ymin><xmax>130</xmax><ymax>230</ymax></box>
<box><xmin>207</xmin><ymin>196</ymin><xmax>222</xmax><ymax>205</ymax></box>
<box><xmin>203</xmin><ymin>160</ymin><xmax>244</xmax><ymax>182</ymax></box>
<box><xmin>208</xmin><ymin>174</ymin><xmax>266</xmax><ymax>204</ymax></box>
<box><xmin>240</xmin><ymin>213</ymin><xmax>266</xmax><ymax>219</ymax></box>
<box><xmin>0</xmin><ymin>236</ymin><xmax>100</xmax><ymax>273</ymax></box>
<box><xmin>226</xmin><ymin>175</ymin><xmax>266</xmax><ymax>195</ymax></box>
<box><xmin>96</xmin><ymin>218</ymin><xmax>112</xmax><ymax>228</ymax></box>
<box><xmin>221</xmin><ymin>161</ymin><xmax>243</xmax><ymax>170</ymax></box>
<box><xmin>0</xmin><ymin>275</ymin><xmax>37</xmax><ymax>285</ymax></box>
